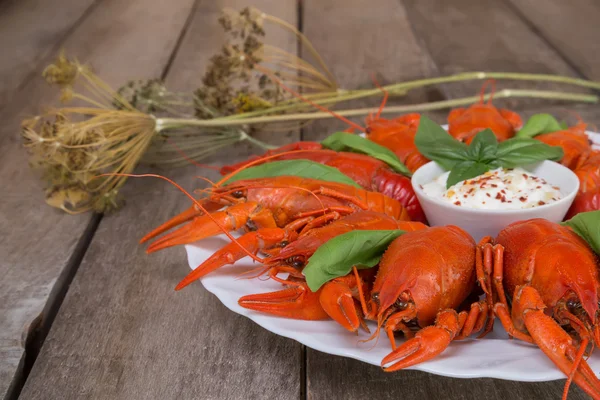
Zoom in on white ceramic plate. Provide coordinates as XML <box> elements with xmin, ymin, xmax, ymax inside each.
<box><xmin>184</xmin><ymin>131</ymin><xmax>600</xmax><ymax>382</ymax></box>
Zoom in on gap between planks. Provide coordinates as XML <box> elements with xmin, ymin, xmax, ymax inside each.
<box><xmin>4</xmin><ymin>1</ymin><xmax>200</xmax><ymax>398</ymax></box>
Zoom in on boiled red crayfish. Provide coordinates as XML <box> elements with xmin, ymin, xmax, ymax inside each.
<box><xmin>536</xmin><ymin>120</ymin><xmax>592</xmax><ymax>171</ymax></box>
<box><xmin>236</xmin><ymin>211</ymin><xmax>426</xmax><ymax>331</ymax></box>
<box><xmin>221</xmin><ymin>146</ymin><xmax>426</xmax><ymax>222</ymax></box>
<box><xmin>365</xmin><ymin>113</ymin><xmax>429</xmax><ymax>173</ymax></box>
<box><xmin>141</xmin><ymin>176</ymin><xmax>409</xmax><ymax>254</ymax></box>
<box><xmin>372</xmin><ymin>226</ymin><xmax>490</xmax><ymax>370</ymax></box>
<box><xmin>567</xmin><ymin>150</ymin><xmax>600</xmax><ymax>218</ymax></box>
<box><xmin>448</xmin><ymin>79</ymin><xmax>522</xmax><ymax>143</ymax></box>
<box><xmin>489</xmin><ymin>219</ymin><xmax>600</xmax><ymax>400</ymax></box>
<box><xmin>240</xmin><ymin>224</ymin><xmax>491</xmax><ymax>369</ymax></box>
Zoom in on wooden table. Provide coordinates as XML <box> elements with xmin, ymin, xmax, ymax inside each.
<box><xmin>2</xmin><ymin>0</ymin><xmax>599</xmax><ymax>399</ymax></box>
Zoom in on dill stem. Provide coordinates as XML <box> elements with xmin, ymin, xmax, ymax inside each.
<box><xmin>156</xmin><ymin>89</ymin><xmax>598</xmax><ymax>128</ymax></box>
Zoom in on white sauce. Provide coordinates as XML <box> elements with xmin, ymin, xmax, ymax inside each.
<box><xmin>422</xmin><ymin>167</ymin><xmax>562</xmax><ymax>209</ymax></box>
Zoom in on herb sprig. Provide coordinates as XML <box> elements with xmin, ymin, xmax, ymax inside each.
<box><xmin>516</xmin><ymin>113</ymin><xmax>567</xmax><ymax>139</ymax></box>
<box><xmin>303</xmin><ymin>229</ymin><xmax>406</xmax><ymax>291</ymax></box>
<box><xmin>562</xmin><ymin>210</ymin><xmax>600</xmax><ymax>254</ymax></box>
<box><xmin>414</xmin><ymin>116</ymin><xmax>564</xmax><ymax>188</ymax></box>
<box><xmin>321</xmin><ymin>132</ymin><xmax>411</xmax><ymax>176</ymax></box>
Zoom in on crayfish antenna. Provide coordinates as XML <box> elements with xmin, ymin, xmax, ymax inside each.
<box><xmin>253</xmin><ymin>64</ymin><xmax>366</xmax><ymax>133</ymax></box>
<box><xmin>479</xmin><ymin>78</ymin><xmax>497</xmax><ymax>105</ymax></box>
<box><xmin>370</xmin><ymin>73</ymin><xmax>389</xmax><ymax>120</ymax></box>
<box><xmin>175</xmin><ymin>228</ymin><xmax>296</xmax><ymax>290</ymax></box>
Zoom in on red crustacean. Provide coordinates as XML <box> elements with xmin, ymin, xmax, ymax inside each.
<box><xmin>236</xmin><ymin>212</ymin><xmax>427</xmax><ymax>331</ymax></box>
<box><xmin>536</xmin><ymin>121</ymin><xmax>592</xmax><ymax>171</ymax></box>
<box><xmin>366</xmin><ymin>113</ymin><xmax>430</xmax><ymax>173</ymax></box>
<box><xmin>566</xmin><ymin>151</ymin><xmax>600</xmax><ymax>218</ymax></box>
<box><xmin>448</xmin><ymin>80</ymin><xmax>522</xmax><ymax>144</ymax></box>
<box><xmin>221</xmin><ymin>147</ymin><xmax>426</xmax><ymax>223</ymax></box>
<box><xmin>568</xmin><ymin>191</ymin><xmax>600</xmax><ymax>220</ymax></box>
<box><xmin>575</xmin><ymin>150</ymin><xmax>600</xmax><ymax>193</ymax></box>
<box><xmin>371</xmin><ymin>226</ymin><xmax>490</xmax><ymax>371</ymax></box>
<box><xmin>489</xmin><ymin>219</ymin><xmax>600</xmax><ymax>399</ymax></box>
<box><xmin>140</xmin><ymin>176</ymin><xmax>410</xmax><ymax>254</ymax></box>
<box><xmin>241</xmin><ymin>224</ymin><xmax>491</xmax><ymax>369</ymax></box>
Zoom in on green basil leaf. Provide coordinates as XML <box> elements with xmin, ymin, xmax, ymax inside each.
<box><xmin>516</xmin><ymin>113</ymin><xmax>563</xmax><ymax>138</ymax></box>
<box><xmin>446</xmin><ymin>161</ymin><xmax>491</xmax><ymax>188</ymax></box>
<box><xmin>467</xmin><ymin>129</ymin><xmax>498</xmax><ymax>162</ymax></box>
<box><xmin>496</xmin><ymin>138</ymin><xmax>564</xmax><ymax>168</ymax></box>
<box><xmin>561</xmin><ymin>211</ymin><xmax>600</xmax><ymax>254</ymax></box>
<box><xmin>415</xmin><ymin>116</ymin><xmax>469</xmax><ymax>170</ymax></box>
<box><xmin>321</xmin><ymin>132</ymin><xmax>411</xmax><ymax>176</ymax></box>
<box><xmin>223</xmin><ymin>159</ymin><xmax>361</xmax><ymax>188</ymax></box>
<box><xmin>303</xmin><ymin>229</ymin><xmax>406</xmax><ymax>291</ymax></box>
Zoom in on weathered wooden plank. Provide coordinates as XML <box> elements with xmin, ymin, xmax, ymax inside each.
<box><xmin>304</xmin><ymin>1</ymin><xmax>593</xmax><ymax>399</ymax></box>
<box><xmin>505</xmin><ymin>0</ymin><xmax>600</xmax><ymax>81</ymax></box>
<box><xmin>300</xmin><ymin>0</ymin><xmax>438</xmax><ymax>141</ymax></box>
<box><xmin>19</xmin><ymin>1</ymin><xmax>302</xmax><ymax>399</ymax></box>
<box><xmin>0</xmin><ymin>0</ymin><xmax>99</xmax><ymax>105</ymax></box>
<box><xmin>0</xmin><ymin>0</ymin><xmax>196</xmax><ymax>398</ymax></box>
<box><xmin>308</xmin><ymin>355</ymin><xmax>588</xmax><ymax>400</ymax></box>
<box><xmin>402</xmin><ymin>0</ymin><xmax>591</xmax><ymax>101</ymax></box>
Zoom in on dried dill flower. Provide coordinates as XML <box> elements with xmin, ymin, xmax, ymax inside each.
<box><xmin>22</xmin><ymin>108</ymin><xmax>156</xmax><ymax>214</ymax></box>
<box><xmin>22</xmin><ymin>52</ymin><xmax>272</xmax><ymax>214</ymax></box>
<box><xmin>194</xmin><ymin>7</ymin><xmax>338</xmax><ymax>119</ymax></box>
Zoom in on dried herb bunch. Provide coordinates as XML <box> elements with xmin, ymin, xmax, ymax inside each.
<box><xmin>22</xmin><ymin>53</ymin><xmax>158</xmax><ymax>213</ymax></box>
<box><xmin>21</xmin><ymin>9</ymin><xmax>600</xmax><ymax>216</ymax></box>
<box><xmin>21</xmin><ymin>49</ymin><xmax>281</xmax><ymax>214</ymax></box>
<box><xmin>195</xmin><ymin>7</ymin><xmax>338</xmax><ymax>119</ymax></box>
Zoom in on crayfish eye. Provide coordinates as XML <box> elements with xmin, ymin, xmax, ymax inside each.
<box><xmin>395</xmin><ymin>299</ymin><xmax>408</xmax><ymax>309</ymax></box>
<box><xmin>232</xmin><ymin>190</ymin><xmax>244</xmax><ymax>198</ymax></box>
<box><xmin>365</xmin><ymin>127</ymin><xmax>372</xmax><ymax>134</ymax></box>
<box><xmin>280</xmin><ymin>240</ymin><xmax>289</xmax><ymax>247</ymax></box>
<box><xmin>287</xmin><ymin>257</ymin><xmax>304</xmax><ymax>268</ymax></box>
<box><xmin>371</xmin><ymin>292</ymin><xmax>380</xmax><ymax>304</ymax></box>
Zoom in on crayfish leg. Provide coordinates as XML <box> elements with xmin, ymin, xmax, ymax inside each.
<box><xmin>319</xmin><ymin>278</ymin><xmax>365</xmax><ymax>333</ymax></box>
<box><xmin>508</xmin><ymin>286</ymin><xmax>600</xmax><ymax>400</ymax></box>
<box><xmin>381</xmin><ymin>309</ymin><xmax>459</xmax><ymax>372</ymax></box>
<box><xmin>174</xmin><ymin>228</ymin><xmax>297</xmax><ymax>291</ymax></box>
<box><xmin>145</xmin><ymin>202</ymin><xmax>273</xmax><ymax>253</ymax></box>
<box><xmin>238</xmin><ymin>281</ymin><xmax>330</xmax><ymax>321</ymax></box>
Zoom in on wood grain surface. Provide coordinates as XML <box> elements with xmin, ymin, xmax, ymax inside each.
<box><xmin>18</xmin><ymin>1</ymin><xmax>302</xmax><ymax>399</ymax></box>
<box><xmin>3</xmin><ymin>0</ymin><xmax>600</xmax><ymax>399</ymax></box>
<box><xmin>506</xmin><ymin>0</ymin><xmax>600</xmax><ymax>81</ymax></box>
<box><xmin>0</xmin><ymin>0</ymin><xmax>99</xmax><ymax>105</ymax></box>
<box><xmin>0</xmin><ymin>0</ymin><xmax>196</xmax><ymax>398</ymax></box>
<box><xmin>403</xmin><ymin>0</ymin><xmax>592</xmax><ymax>100</ymax></box>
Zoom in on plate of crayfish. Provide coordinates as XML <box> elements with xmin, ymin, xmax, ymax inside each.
<box><xmin>139</xmin><ymin>81</ymin><xmax>600</xmax><ymax>399</ymax></box>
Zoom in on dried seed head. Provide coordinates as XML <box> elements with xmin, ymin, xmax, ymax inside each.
<box><xmin>42</xmin><ymin>51</ymin><xmax>85</xmax><ymax>88</ymax></box>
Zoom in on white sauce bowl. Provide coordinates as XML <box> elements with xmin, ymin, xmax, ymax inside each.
<box><xmin>411</xmin><ymin>160</ymin><xmax>579</xmax><ymax>240</ymax></box>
